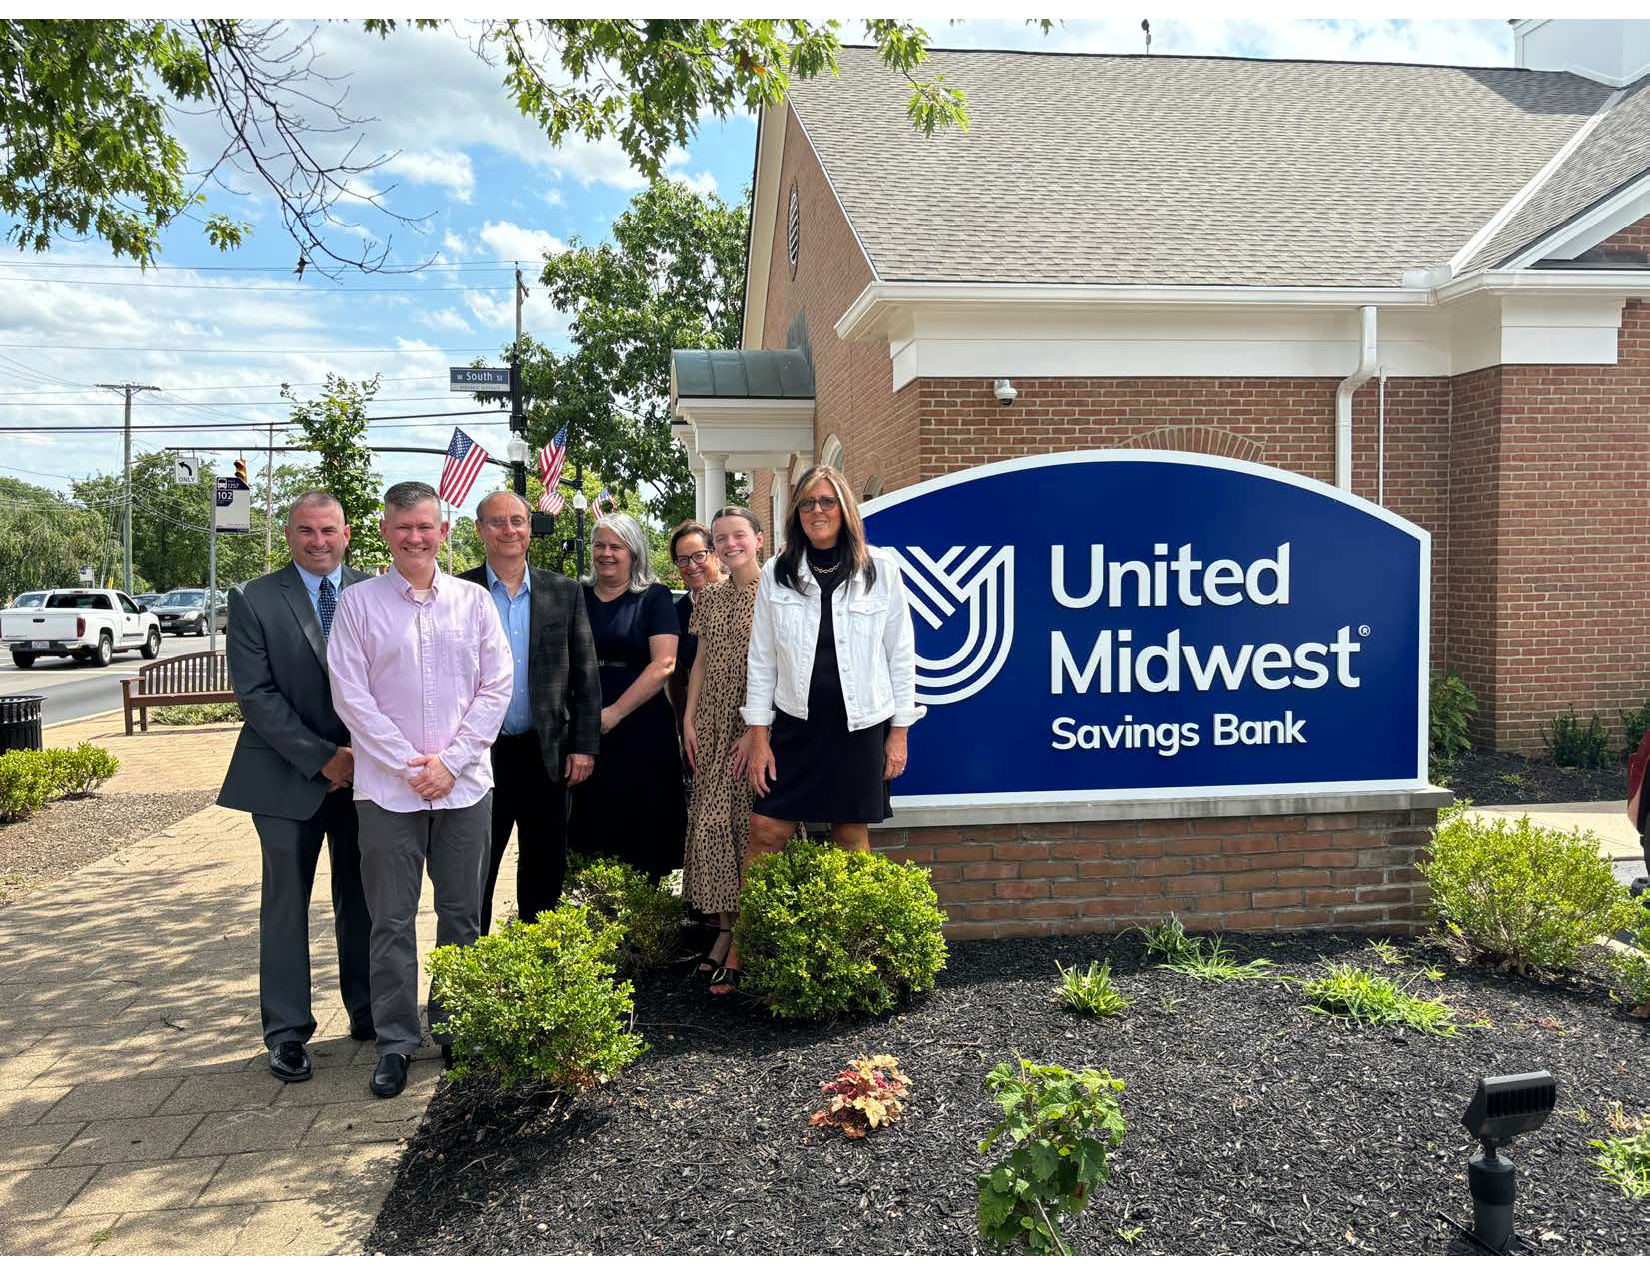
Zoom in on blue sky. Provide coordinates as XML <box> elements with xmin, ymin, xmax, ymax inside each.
<box><xmin>0</xmin><ymin>19</ymin><xmax>1514</xmax><ymax>522</ymax></box>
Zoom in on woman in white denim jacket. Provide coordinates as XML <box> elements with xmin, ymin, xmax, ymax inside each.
<box><xmin>712</xmin><ymin>466</ymin><xmax>924</xmax><ymax>991</ymax></box>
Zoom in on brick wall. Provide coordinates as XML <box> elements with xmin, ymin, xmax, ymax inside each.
<box><xmin>872</xmin><ymin>808</ymin><xmax>1436</xmax><ymax>940</ymax></box>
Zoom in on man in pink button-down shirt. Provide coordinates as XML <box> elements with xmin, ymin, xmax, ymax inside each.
<box><xmin>329</xmin><ymin>481</ymin><xmax>512</xmax><ymax>1098</ymax></box>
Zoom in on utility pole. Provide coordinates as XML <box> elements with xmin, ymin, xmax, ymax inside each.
<box><xmin>264</xmin><ymin>421</ymin><xmax>275</xmax><ymax>570</ymax></box>
<box><xmin>509</xmin><ymin>264</ymin><xmax>529</xmax><ymax>499</ymax></box>
<box><xmin>96</xmin><ymin>382</ymin><xmax>161</xmax><ymax>595</ymax></box>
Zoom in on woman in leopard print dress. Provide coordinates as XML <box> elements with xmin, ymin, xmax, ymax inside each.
<box><xmin>682</xmin><ymin>506</ymin><xmax>764</xmax><ymax>981</ymax></box>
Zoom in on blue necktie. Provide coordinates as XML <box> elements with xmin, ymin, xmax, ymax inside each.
<box><xmin>318</xmin><ymin>576</ymin><xmax>336</xmax><ymax>639</ymax></box>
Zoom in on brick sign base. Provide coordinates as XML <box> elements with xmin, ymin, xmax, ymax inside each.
<box><xmin>871</xmin><ymin>799</ymin><xmax>1444</xmax><ymax>941</ymax></box>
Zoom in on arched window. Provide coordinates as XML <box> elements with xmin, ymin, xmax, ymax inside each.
<box><xmin>819</xmin><ymin>434</ymin><xmax>844</xmax><ymax>472</ymax></box>
<box><xmin>861</xmin><ymin>474</ymin><xmax>884</xmax><ymax>502</ymax></box>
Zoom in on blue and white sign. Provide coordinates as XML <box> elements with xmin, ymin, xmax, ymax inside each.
<box><xmin>861</xmin><ymin>451</ymin><xmax>1428</xmax><ymax>807</ymax></box>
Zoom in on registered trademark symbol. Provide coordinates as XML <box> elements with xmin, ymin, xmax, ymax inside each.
<box><xmin>1359</xmin><ymin>625</ymin><xmax>1371</xmax><ymax>637</ymax></box>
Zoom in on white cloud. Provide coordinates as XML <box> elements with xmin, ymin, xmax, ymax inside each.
<box><xmin>382</xmin><ymin>149</ymin><xmax>476</xmax><ymax>202</ymax></box>
<box><xmin>423</xmin><ymin>307</ymin><xmax>473</xmax><ymax>333</ymax></box>
<box><xmin>477</xmin><ymin>220</ymin><xmax>565</xmax><ymax>264</ymax></box>
<box><xmin>441</xmin><ymin>230</ymin><xmax>470</xmax><ymax>258</ymax></box>
<box><xmin>668</xmin><ymin>168</ymin><xmax>718</xmax><ymax>197</ymax></box>
<box><xmin>542</xmin><ymin>189</ymin><xmax>567</xmax><ymax>208</ymax></box>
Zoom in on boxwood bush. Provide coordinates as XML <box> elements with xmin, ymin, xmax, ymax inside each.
<box><xmin>427</xmin><ymin>905</ymin><xmax>646</xmax><ymax>1091</ymax></box>
<box><xmin>735</xmin><ymin>837</ymin><xmax>948</xmax><ymax>1020</ymax></box>
<box><xmin>567</xmin><ymin>858</ymin><xmax>685</xmax><ymax>975</ymax></box>
<box><xmin>46</xmin><ymin>742</ymin><xmax>120</xmax><ymax>797</ymax></box>
<box><xmin>0</xmin><ymin>751</ymin><xmax>55</xmax><ymax>822</ymax></box>
<box><xmin>1423</xmin><ymin>802</ymin><xmax>1641</xmax><ymax>974</ymax></box>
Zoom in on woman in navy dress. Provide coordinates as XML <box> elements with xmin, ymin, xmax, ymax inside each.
<box><xmin>566</xmin><ymin>512</ymin><xmax>685</xmax><ymax>882</ymax></box>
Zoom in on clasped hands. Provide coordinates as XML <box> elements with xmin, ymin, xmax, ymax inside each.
<box><xmin>406</xmin><ymin>753</ymin><xmax>456</xmax><ymax>800</ymax></box>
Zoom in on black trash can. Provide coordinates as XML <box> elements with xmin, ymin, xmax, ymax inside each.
<box><xmin>0</xmin><ymin>694</ymin><xmax>45</xmax><ymax>755</ymax></box>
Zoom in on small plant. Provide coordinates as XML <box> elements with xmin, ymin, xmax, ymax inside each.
<box><xmin>1543</xmin><ymin>707</ymin><xmax>1613</xmax><ymax>770</ymax></box>
<box><xmin>1116</xmin><ymin>1224</ymin><xmax>1144</xmax><ymax>1245</ymax></box>
<box><xmin>427</xmin><ymin>905</ymin><xmax>646</xmax><ymax>1091</ymax></box>
<box><xmin>1496</xmin><ymin>772</ymin><xmax>1528</xmax><ymax>788</ymax></box>
<box><xmin>1157</xmin><ymin>994</ymin><xmax>1182</xmax><ymax>1016</ymax></box>
<box><xmin>568</xmin><ymin>858</ymin><xmax>685</xmax><ymax>974</ymax></box>
<box><xmin>1590</xmin><ymin>1130</ymin><xmax>1650</xmax><ymax>1200</ymax></box>
<box><xmin>0</xmin><ymin>751</ymin><xmax>54</xmax><ymax>822</ymax></box>
<box><xmin>1421</xmin><ymin>965</ymin><xmax>1446</xmax><ymax>982</ymax></box>
<box><xmin>1054</xmin><ymin>959</ymin><xmax>1131</xmax><ymax>1017</ymax></box>
<box><xmin>1138</xmin><ymin>913</ymin><xmax>1199</xmax><ymax>963</ymax></box>
<box><xmin>151</xmin><ymin>702</ymin><xmax>242</xmax><ymax>725</ymax></box>
<box><xmin>1424</xmin><ymin>803</ymin><xmax>1643</xmax><ymax>975</ymax></box>
<box><xmin>1160</xmin><ymin>934</ymin><xmax>1273</xmax><ymax>982</ymax></box>
<box><xmin>44</xmin><ymin>743</ymin><xmax>120</xmax><ymax>798</ymax></box>
<box><xmin>809</xmin><ymin>1054</ymin><xmax>911</xmax><ymax>1139</ymax></box>
<box><xmin>1298</xmin><ymin>961</ymin><xmax>1465</xmax><ymax>1037</ymax></box>
<box><xmin>1608</xmin><ymin>918</ymin><xmax>1650</xmax><ymax>1015</ymax></box>
<box><xmin>1621</xmin><ymin>700</ymin><xmax>1650</xmax><ymax>757</ymax></box>
<box><xmin>1429</xmin><ymin>669</ymin><xmax>1478</xmax><ymax>759</ymax></box>
<box><xmin>1366</xmin><ymin>939</ymin><xmax>1406</xmax><ymax>966</ymax></box>
<box><xmin>977</xmin><ymin>1059</ymin><xmax>1127</xmax><ymax>1256</ymax></box>
<box><xmin>736</xmin><ymin>838</ymin><xmax>947</xmax><ymax>1020</ymax></box>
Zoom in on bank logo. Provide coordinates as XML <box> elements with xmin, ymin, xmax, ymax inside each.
<box><xmin>889</xmin><ymin>546</ymin><xmax>1015</xmax><ymax>704</ymax></box>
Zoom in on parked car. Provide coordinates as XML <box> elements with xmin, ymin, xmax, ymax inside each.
<box><xmin>134</xmin><ymin>592</ymin><xmax>165</xmax><ymax>608</ymax></box>
<box><xmin>150</xmin><ymin>589</ymin><xmax>228</xmax><ymax>636</ymax></box>
<box><xmin>7</xmin><ymin>591</ymin><xmax>49</xmax><ymax>609</ymax></box>
<box><xmin>0</xmin><ymin>588</ymin><xmax>162</xmax><ymax>668</ymax></box>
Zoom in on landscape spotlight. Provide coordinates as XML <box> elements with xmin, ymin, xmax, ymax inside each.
<box><xmin>1448</xmin><ymin>1070</ymin><xmax>1556</xmax><ymax>1254</ymax></box>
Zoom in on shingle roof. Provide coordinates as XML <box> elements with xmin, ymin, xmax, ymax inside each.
<box><xmin>1460</xmin><ymin>70</ymin><xmax>1650</xmax><ymax>271</ymax></box>
<box><xmin>784</xmin><ymin>48</ymin><xmax>1616</xmax><ymax>287</ymax></box>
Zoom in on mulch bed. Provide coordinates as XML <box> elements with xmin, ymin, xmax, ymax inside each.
<box><xmin>0</xmin><ymin>788</ymin><xmax>218</xmax><ymax>907</ymax></box>
<box><xmin>369</xmin><ymin>930</ymin><xmax>1650</xmax><ymax>1256</ymax></box>
<box><xmin>1438</xmin><ymin>749</ymin><xmax>1626</xmax><ymax>807</ymax></box>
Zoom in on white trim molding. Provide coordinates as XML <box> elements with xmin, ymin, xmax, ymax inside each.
<box><xmin>1504</xmin><ymin>172</ymin><xmax>1650</xmax><ymax>270</ymax></box>
<box><xmin>673</xmin><ymin>395</ymin><xmax>815</xmax><ymax>475</ymax></box>
<box><xmin>739</xmin><ymin>102</ymin><xmax>788</xmax><ymax>351</ymax></box>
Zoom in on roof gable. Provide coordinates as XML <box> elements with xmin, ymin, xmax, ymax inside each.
<box><xmin>784</xmin><ymin>48</ymin><xmax>1613</xmax><ymax>288</ymax></box>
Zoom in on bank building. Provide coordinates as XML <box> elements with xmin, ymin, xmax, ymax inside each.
<box><xmin>669</xmin><ymin>18</ymin><xmax>1650</xmax><ymax>939</ymax></box>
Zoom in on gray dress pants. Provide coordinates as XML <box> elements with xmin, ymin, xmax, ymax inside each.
<box><xmin>357</xmin><ymin>795</ymin><xmax>492</xmax><ymax>1057</ymax></box>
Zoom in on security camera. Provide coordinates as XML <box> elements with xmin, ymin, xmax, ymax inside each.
<box><xmin>993</xmin><ymin>378</ymin><xmax>1018</xmax><ymax>407</ymax></box>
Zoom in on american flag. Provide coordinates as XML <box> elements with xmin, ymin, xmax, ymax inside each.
<box><xmin>537</xmin><ymin>427</ymin><xmax>567</xmax><ymax>514</ymax></box>
<box><xmin>436</xmin><ymin>428</ymin><xmax>489</xmax><ymax>507</ymax></box>
<box><xmin>594</xmin><ymin>487</ymin><xmax>615</xmax><ymax>523</ymax></box>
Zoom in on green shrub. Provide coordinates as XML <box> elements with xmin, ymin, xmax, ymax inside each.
<box><xmin>977</xmin><ymin>1059</ymin><xmax>1127</xmax><ymax>1255</ymax></box>
<box><xmin>151</xmin><ymin>703</ymin><xmax>242</xmax><ymax>725</ymax></box>
<box><xmin>1138</xmin><ymin>913</ymin><xmax>1199</xmax><ymax>963</ymax></box>
<box><xmin>1590</xmin><ymin>1130</ymin><xmax>1650</xmax><ymax>1200</ymax></box>
<box><xmin>736</xmin><ymin>837</ymin><xmax>948</xmax><ymax>1020</ymax></box>
<box><xmin>426</xmin><ymin>905</ymin><xmax>646</xmax><ymax>1091</ymax></box>
<box><xmin>1423</xmin><ymin>803</ymin><xmax>1641</xmax><ymax>974</ymax></box>
<box><xmin>568</xmin><ymin>858</ymin><xmax>685</xmax><ymax>974</ymax></box>
<box><xmin>1543</xmin><ymin>708</ymin><xmax>1613</xmax><ymax>769</ymax></box>
<box><xmin>1054</xmin><ymin>960</ymin><xmax>1131</xmax><ymax>1017</ymax></box>
<box><xmin>44</xmin><ymin>743</ymin><xmax>119</xmax><ymax>798</ymax></box>
<box><xmin>1429</xmin><ymin>669</ymin><xmax>1478</xmax><ymax>760</ymax></box>
<box><xmin>1608</xmin><ymin>911</ymin><xmax>1650</xmax><ymax>1014</ymax></box>
<box><xmin>0</xmin><ymin>751</ymin><xmax>54</xmax><ymax>822</ymax></box>
<box><xmin>1621</xmin><ymin>701</ymin><xmax>1650</xmax><ymax>757</ymax></box>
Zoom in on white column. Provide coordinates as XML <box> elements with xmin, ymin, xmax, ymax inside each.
<box><xmin>703</xmin><ymin>452</ymin><xmax>727</xmax><ymax>520</ymax></box>
<box><xmin>692</xmin><ymin>465</ymin><xmax>707</xmax><ymax>524</ymax></box>
<box><xmin>771</xmin><ymin>462</ymin><xmax>790</xmax><ymax>552</ymax></box>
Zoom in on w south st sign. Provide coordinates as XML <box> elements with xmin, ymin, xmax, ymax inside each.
<box><xmin>860</xmin><ymin>451</ymin><xmax>1428</xmax><ymax>808</ymax></box>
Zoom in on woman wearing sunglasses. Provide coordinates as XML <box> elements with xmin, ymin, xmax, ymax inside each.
<box><xmin>715</xmin><ymin>466</ymin><xmax>925</xmax><ymax>992</ymax></box>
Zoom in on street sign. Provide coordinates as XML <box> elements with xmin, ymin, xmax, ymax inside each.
<box><xmin>78</xmin><ymin>566</ymin><xmax>94</xmax><ymax>584</ymax></box>
<box><xmin>450</xmin><ymin>367</ymin><xmax>511</xmax><ymax>391</ymax></box>
<box><xmin>214</xmin><ymin>476</ymin><xmax>252</xmax><ymax>534</ymax></box>
<box><xmin>174</xmin><ymin>456</ymin><xmax>199</xmax><ymax>484</ymax></box>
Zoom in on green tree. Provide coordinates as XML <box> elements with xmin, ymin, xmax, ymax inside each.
<box><xmin>0</xmin><ymin>478</ymin><xmax>119</xmax><ymax>601</ymax></box>
<box><xmin>282</xmin><ymin>374</ymin><xmax>385</xmax><ymax>569</ymax></box>
<box><xmin>515</xmin><ymin>179</ymin><xmax>748</xmax><ymax>527</ymax></box>
<box><xmin>4</xmin><ymin>19</ymin><xmax>1031</xmax><ymax>268</ymax></box>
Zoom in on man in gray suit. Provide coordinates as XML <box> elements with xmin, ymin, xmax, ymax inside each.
<box><xmin>218</xmin><ymin>490</ymin><xmax>373</xmax><ymax>1083</ymax></box>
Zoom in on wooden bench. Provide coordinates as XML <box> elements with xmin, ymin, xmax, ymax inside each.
<box><xmin>122</xmin><ymin>650</ymin><xmax>236</xmax><ymax>735</ymax></box>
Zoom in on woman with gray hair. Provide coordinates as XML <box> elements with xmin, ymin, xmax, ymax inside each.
<box><xmin>566</xmin><ymin>511</ymin><xmax>685</xmax><ymax>881</ymax></box>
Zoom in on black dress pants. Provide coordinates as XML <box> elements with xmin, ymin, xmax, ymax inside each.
<box><xmin>253</xmin><ymin>787</ymin><xmax>372</xmax><ymax>1047</ymax></box>
<box><xmin>483</xmin><ymin>731</ymin><xmax>570</xmax><ymax>933</ymax></box>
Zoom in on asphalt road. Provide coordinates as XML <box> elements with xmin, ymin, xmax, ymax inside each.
<box><xmin>0</xmin><ymin>633</ymin><xmax>223</xmax><ymax>725</ymax></box>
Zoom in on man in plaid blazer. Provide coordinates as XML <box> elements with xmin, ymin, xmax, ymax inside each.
<box><xmin>461</xmin><ymin>490</ymin><xmax>602</xmax><ymax>931</ymax></box>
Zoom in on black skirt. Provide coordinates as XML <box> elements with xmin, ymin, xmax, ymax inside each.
<box><xmin>752</xmin><ymin>565</ymin><xmax>891</xmax><ymax>826</ymax></box>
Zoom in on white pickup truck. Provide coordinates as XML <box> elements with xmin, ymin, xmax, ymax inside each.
<box><xmin>0</xmin><ymin>589</ymin><xmax>162</xmax><ymax>669</ymax></box>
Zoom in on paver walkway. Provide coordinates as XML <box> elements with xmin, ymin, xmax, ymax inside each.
<box><xmin>1</xmin><ymin>714</ymin><xmax>510</xmax><ymax>1255</ymax></box>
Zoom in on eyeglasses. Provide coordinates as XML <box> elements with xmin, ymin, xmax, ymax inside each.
<box><xmin>797</xmin><ymin>495</ymin><xmax>840</xmax><ymax>513</ymax></box>
<box><xmin>673</xmin><ymin>549</ymin><xmax>712</xmax><ymax>568</ymax></box>
<box><xmin>482</xmin><ymin>516</ymin><xmax>529</xmax><ymax>531</ymax></box>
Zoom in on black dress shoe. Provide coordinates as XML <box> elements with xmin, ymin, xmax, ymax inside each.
<box><xmin>348</xmin><ymin>1011</ymin><xmax>375</xmax><ymax>1042</ymax></box>
<box><xmin>370</xmin><ymin>1052</ymin><xmax>410</xmax><ymax>1098</ymax></box>
<box><xmin>268</xmin><ymin>1041</ymin><xmax>312</xmax><ymax>1083</ymax></box>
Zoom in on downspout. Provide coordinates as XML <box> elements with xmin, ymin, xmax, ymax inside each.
<box><xmin>1335</xmin><ymin>306</ymin><xmax>1379</xmax><ymax>492</ymax></box>
<box><xmin>1377</xmin><ymin>368</ymin><xmax>1388</xmax><ymax>506</ymax></box>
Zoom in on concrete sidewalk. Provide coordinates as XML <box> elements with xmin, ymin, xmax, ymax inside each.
<box><xmin>1</xmin><ymin>714</ymin><xmax>505</xmax><ymax>1255</ymax></box>
<box><xmin>1464</xmin><ymin>800</ymin><xmax>1647</xmax><ymax>886</ymax></box>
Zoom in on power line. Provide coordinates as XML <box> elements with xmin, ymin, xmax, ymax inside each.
<box><xmin>0</xmin><ymin>275</ymin><xmax>514</xmax><ymax>294</ymax></box>
<box><xmin>0</xmin><ymin>394</ymin><xmax>493</xmax><ymax>407</ymax></box>
<box><xmin>0</xmin><ymin>342</ymin><xmax>499</xmax><ymax>354</ymax></box>
<box><xmin>0</xmin><ymin>259</ymin><xmax>526</xmax><ymax>273</ymax></box>
<box><xmin>0</xmin><ymin>373</ymin><xmax>453</xmax><ymax>395</ymax></box>
<box><xmin>0</xmin><ymin>408</ymin><xmax>509</xmax><ymax>433</ymax></box>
